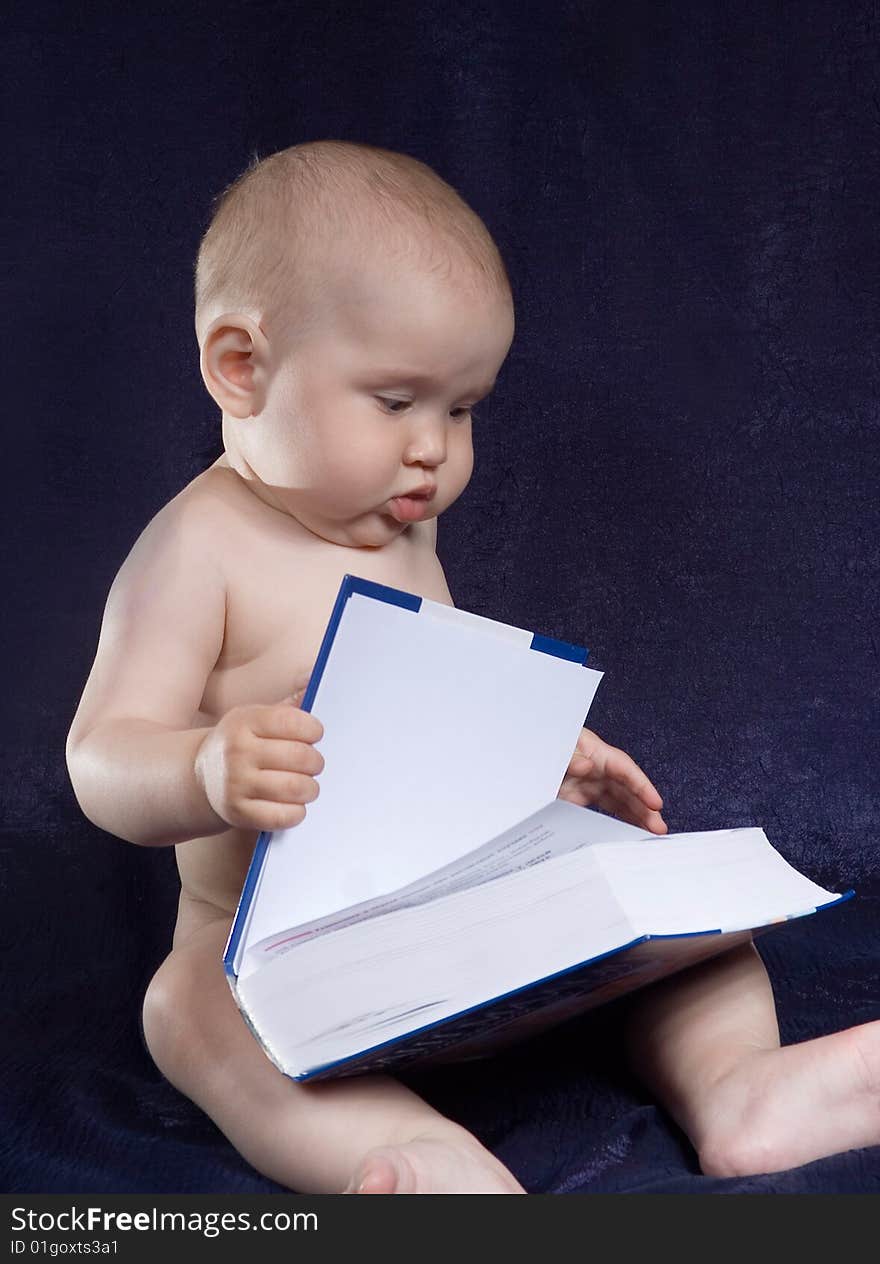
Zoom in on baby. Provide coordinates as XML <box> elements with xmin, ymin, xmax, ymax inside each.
<box><xmin>66</xmin><ymin>140</ymin><xmax>879</xmax><ymax>1194</ymax></box>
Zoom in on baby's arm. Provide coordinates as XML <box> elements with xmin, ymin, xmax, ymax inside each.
<box><xmin>66</xmin><ymin>500</ymin><xmax>322</xmax><ymax>847</ymax></box>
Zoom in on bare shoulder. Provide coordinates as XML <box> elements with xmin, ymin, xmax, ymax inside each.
<box><xmin>67</xmin><ymin>466</ymin><xmax>242</xmax><ymax>747</ymax></box>
<box><xmin>160</xmin><ymin>462</ymin><xmax>244</xmax><ymax>536</ymax></box>
<box><xmin>123</xmin><ymin>463</ymin><xmax>245</xmax><ymax>574</ymax></box>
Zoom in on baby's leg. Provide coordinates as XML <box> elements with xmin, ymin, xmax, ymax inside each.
<box><xmin>141</xmin><ymin>905</ymin><xmax>523</xmax><ymax>1194</ymax></box>
<box><xmin>624</xmin><ymin>940</ymin><xmax>880</xmax><ymax>1176</ymax></box>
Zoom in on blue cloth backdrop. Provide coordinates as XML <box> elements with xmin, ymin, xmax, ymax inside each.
<box><xmin>2</xmin><ymin>0</ymin><xmax>877</xmax><ymax>1193</ymax></box>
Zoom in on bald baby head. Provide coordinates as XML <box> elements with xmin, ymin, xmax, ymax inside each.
<box><xmin>193</xmin><ymin>140</ymin><xmax>513</xmax><ymax>353</ymax></box>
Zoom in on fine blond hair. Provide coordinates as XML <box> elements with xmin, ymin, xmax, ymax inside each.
<box><xmin>193</xmin><ymin>139</ymin><xmax>512</xmax><ymax>348</ymax></box>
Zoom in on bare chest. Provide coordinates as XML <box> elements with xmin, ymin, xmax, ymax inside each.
<box><xmin>198</xmin><ymin>518</ymin><xmax>452</xmax><ymax>722</ymax></box>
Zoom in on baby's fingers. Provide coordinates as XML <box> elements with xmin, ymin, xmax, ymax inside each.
<box><xmin>598</xmin><ymin>781</ymin><xmax>668</xmax><ymax>833</ymax></box>
<box><xmin>604</xmin><ymin>747</ymin><xmax>663</xmax><ymax>810</ymax></box>
<box><xmin>240</xmin><ymin>799</ymin><xmax>308</xmax><ymax>832</ymax></box>
<box><xmin>254</xmin><ymin>736</ymin><xmax>325</xmax><ymax>776</ymax></box>
<box><xmin>250</xmin><ymin>768</ymin><xmax>321</xmax><ymax>807</ymax></box>
<box><xmin>253</xmin><ymin>701</ymin><xmax>324</xmax><ymax>744</ymax></box>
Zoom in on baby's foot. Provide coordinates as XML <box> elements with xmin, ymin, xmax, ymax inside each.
<box><xmin>344</xmin><ymin>1132</ymin><xmax>525</xmax><ymax>1194</ymax></box>
<box><xmin>696</xmin><ymin>1018</ymin><xmax>880</xmax><ymax>1177</ymax></box>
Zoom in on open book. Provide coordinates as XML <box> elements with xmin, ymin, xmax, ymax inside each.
<box><xmin>224</xmin><ymin>575</ymin><xmax>851</xmax><ymax>1082</ymax></box>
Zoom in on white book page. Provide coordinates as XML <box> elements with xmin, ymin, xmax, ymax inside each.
<box><xmin>237</xmin><ymin>845</ymin><xmax>632</xmax><ymax>1069</ymax></box>
<box><xmin>243</xmin><ymin>594</ymin><xmax>602</xmax><ymax>947</ymax></box>
<box><xmin>240</xmin><ymin>802</ymin><xmax>644</xmax><ymax>977</ymax></box>
<box><xmin>593</xmin><ymin>829</ymin><xmax>840</xmax><ymax>935</ymax></box>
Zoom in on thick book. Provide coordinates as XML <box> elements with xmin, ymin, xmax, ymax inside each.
<box><xmin>223</xmin><ymin>574</ymin><xmax>852</xmax><ymax>1082</ymax></box>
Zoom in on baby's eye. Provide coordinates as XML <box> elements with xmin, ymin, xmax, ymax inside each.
<box><xmin>376</xmin><ymin>398</ymin><xmax>476</xmax><ymax>421</ymax></box>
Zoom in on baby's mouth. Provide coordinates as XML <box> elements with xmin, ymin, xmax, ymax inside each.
<box><xmin>389</xmin><ymin>492</ymin><xmax>434</xmax><ymax>523</ymax></box>
<box><xmin>396</xmin><ymin>482</ymin><xmax>437</xmax><ymax>501</ymax></box>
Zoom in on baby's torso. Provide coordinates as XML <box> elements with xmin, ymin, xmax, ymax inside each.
<box><xmin>175</xmin><ymin>460</ymin><xmax>454</xmax><ymax>917</ymax></box>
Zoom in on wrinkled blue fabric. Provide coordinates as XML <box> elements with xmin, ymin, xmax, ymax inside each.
<box><xmin>3</xmin><ymin>0</ymin><xmax>877</xmax><ymax>1193</ymax></box>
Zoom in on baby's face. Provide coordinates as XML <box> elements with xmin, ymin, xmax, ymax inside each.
<box><xmin>232</xmin><ymin>261</ymin><xmax>514</xmax><ymax>549</ymax></box>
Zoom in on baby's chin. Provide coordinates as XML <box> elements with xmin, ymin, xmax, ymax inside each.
<box><xmin>301</xmin><ymin>507</ymin><xmax>416</xmax><ymax>550</ymax></box>
<box><xmin>364</xmin><ymin>510</ymin><xmax>420</xmax><ymax>547</ymax></box>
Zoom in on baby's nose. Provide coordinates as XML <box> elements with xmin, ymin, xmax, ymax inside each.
<box><xmin>404</xmin><ymin>419</ymin><xmax>448</xmax><ymax>465</ymax></box>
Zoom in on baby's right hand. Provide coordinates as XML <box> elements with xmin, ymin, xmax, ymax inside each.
<box><xmin>194</xmin><ymin>694</ymin><xmax>325</xmax><ymax>832</ymax></box>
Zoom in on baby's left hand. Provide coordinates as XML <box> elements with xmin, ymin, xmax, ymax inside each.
<box><xmin>556</xmin><ymin>728</ymin><xmax>668</xmax><ymax>834</ymax></box>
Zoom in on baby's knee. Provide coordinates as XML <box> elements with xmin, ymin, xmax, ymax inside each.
<box><xmin>142</xmin><ymin>917</ymin><xmax>232</xmax><ymax>1075</ymax></box>
<box><xmin>141</xmin><ymin>953</ymin><xmax>201</xmax><ymax>1080</ymax></box>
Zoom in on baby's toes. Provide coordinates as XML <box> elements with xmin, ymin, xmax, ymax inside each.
<box><xmin>344</xmin><ymin>1147</ymin><xmax>415</xmax><ymax>1194</ymax></box>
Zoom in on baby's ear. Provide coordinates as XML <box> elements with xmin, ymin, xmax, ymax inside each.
<box><xmin>199</xmin><ymin>313</ymin><xmax>270</xmax><ymax>418</ymax></box>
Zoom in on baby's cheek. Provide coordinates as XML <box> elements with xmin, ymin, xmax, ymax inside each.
<box><xmin>287</xmin><ymin>417</ymin><xmax>352</xmax><ymax>487</ymax></box>
<box><xmin>449</xmin><ymin>437</ymin><xmax>474</xmax><ymax>493</ymax></box>
<box><xmin>321</xmin><ymin>434</ymin><xmax>387</xmax><ymax>501</ymax></box>
<box><xmin>272</xmin><ymin>426</ymin><xmax>314</xmax><ymax>480</ymax></box>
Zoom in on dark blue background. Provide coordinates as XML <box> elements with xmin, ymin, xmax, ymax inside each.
<box><xmin>2</xmin><ymin>1</ymin><xmax>878</xmax><ymax>1192</ymax></box>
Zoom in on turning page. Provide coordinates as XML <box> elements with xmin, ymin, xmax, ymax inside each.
<box><xmin>231</xmin><ymin>576</ymin><xmax>603</xmax><ymax>961</ymax></box>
